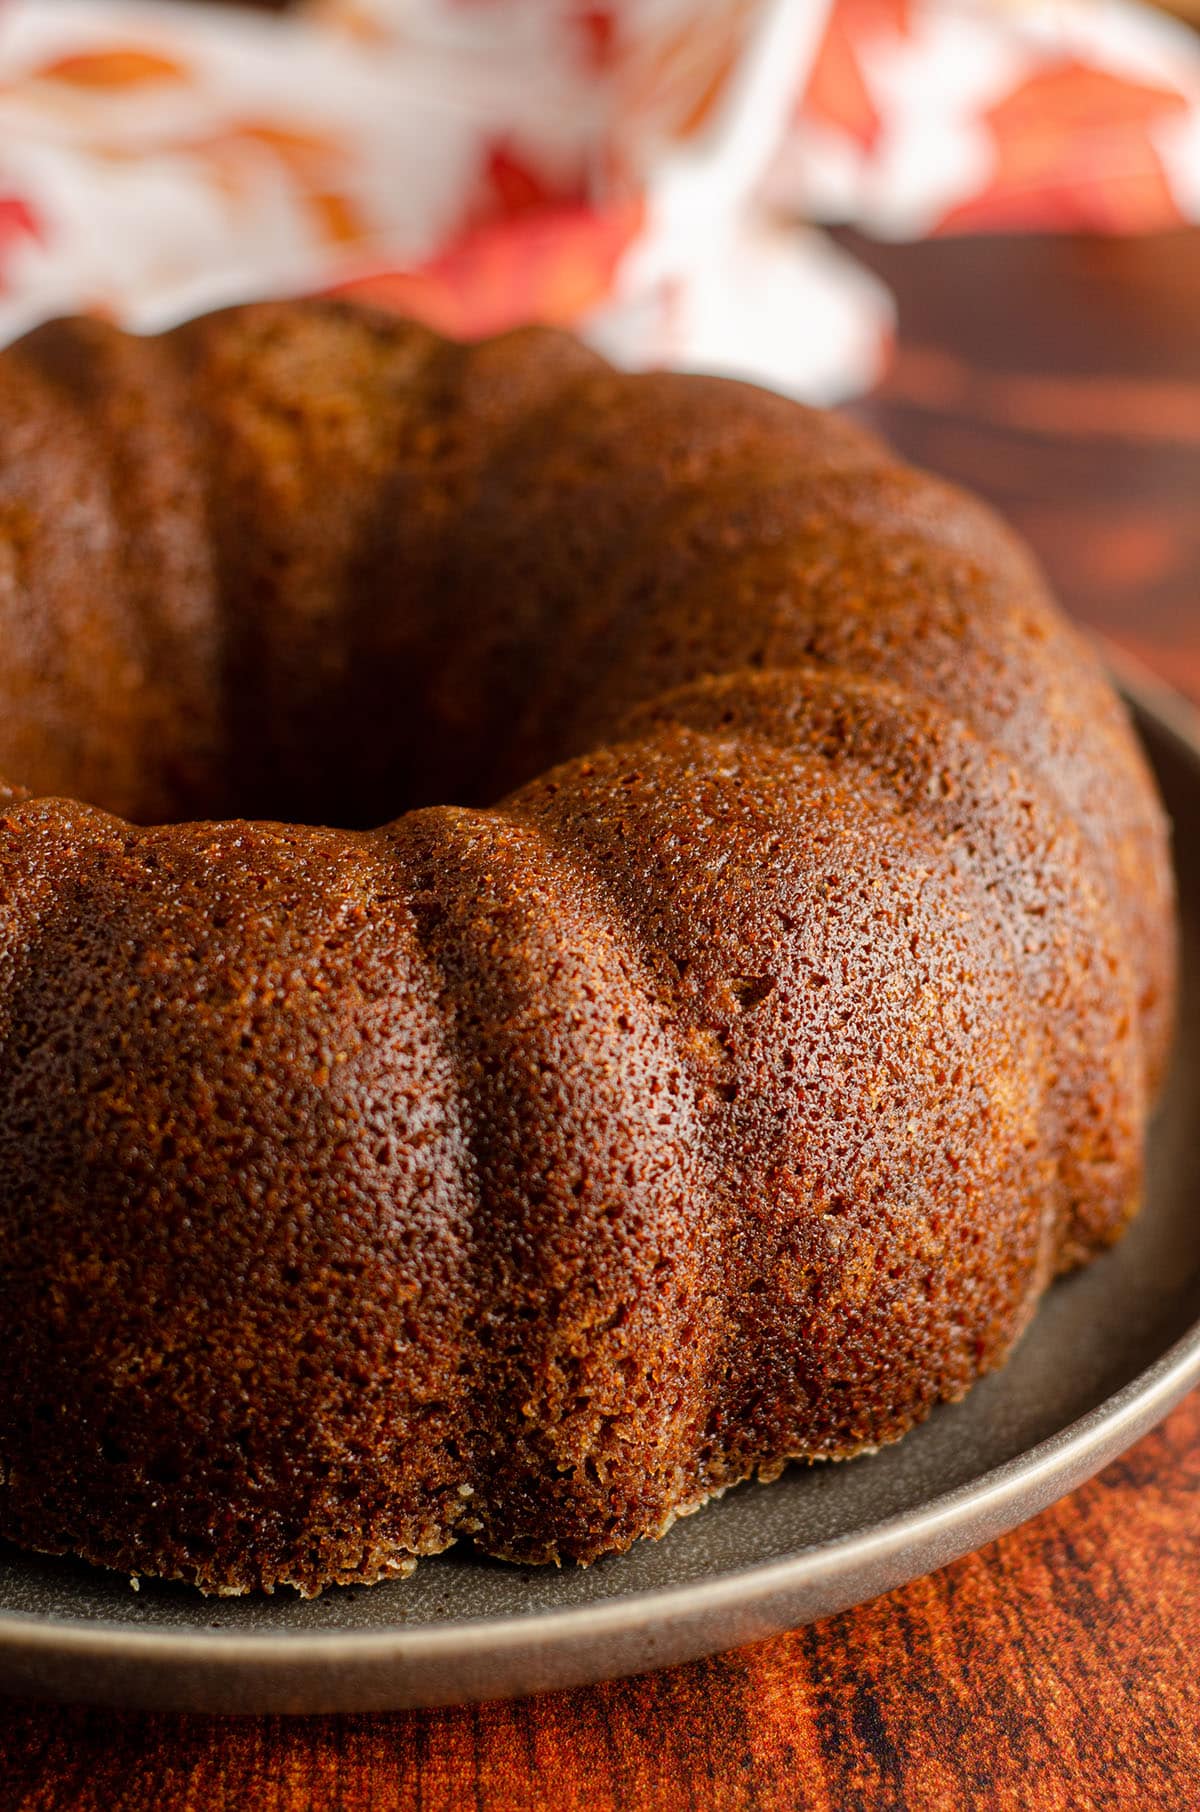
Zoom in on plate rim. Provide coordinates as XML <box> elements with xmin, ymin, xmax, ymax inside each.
<box><xmin>1</xmin><ymin>654</ymin><xmax>1197</xmax><ymax>1694</ymax></box>
<box><xmin>2</xmin><ymin>1305</ymin><xmax>1199</xmax><ymax>1670</ymax></box>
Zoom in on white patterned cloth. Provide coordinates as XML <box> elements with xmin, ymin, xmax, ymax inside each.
<box><xmin>0</xmin><ymin>0</ymin><xmax>1195</xmax><ymax>399</ymax></box>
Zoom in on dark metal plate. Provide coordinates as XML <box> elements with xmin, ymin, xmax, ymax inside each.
<box><xmin>1</xmin><ymin>665</ymin><xmax>1198</xmax><ymax>1713</ymax></box>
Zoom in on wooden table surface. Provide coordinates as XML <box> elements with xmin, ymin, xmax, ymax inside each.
<box><xmin>3</xmin><ymin>230</ymin><xmax>1199</xmax><ymax>1811</ymax></box>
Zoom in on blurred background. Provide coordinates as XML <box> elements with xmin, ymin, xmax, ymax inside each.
<box><xmin>1</xmin><ymin>0</ymin><xmax>1197</xmax><ymax>387</ymax></box>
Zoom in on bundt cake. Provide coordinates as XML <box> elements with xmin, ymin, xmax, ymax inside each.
<box><xmin>0</xmin><ymin>301</ymin><xmax>1175</xmax><ymax>1595</ymax></box>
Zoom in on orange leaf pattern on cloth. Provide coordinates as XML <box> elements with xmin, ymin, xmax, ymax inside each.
<box><xmin>31</xmin><ymin>49</ymin><xmax>189</xmax><ymax>88</ymax></box>
<box><xmin>0</xmin><ymin>0</ymin><xmax>1196</xmax><ymax>399</ymax></box>
<box><xmin>939</xmin><ymin>63</ymin><xmax>1191</xmax><ymax>234</ymax></box>
<box><xmin>329</xmin><ymin>196</ymin><xmax>644</xmax><ymax>339</ymax></box>
<box><xmin>802</xmin><ymin>0</ymin><xmax>911</xmax><ymax>152</ymax></box>
<box><xmin>0</xmin><ymin>198</ymin><xmax>42</xmax><ymax>295</ymax></box>
<box><xmin>477</xmin><ymin>142</ymin><xmax>589</xmax><ymax>221</ymax></box>
<box><xmin>573</xmin><ymin>8</ymin><xmax>620</xmax><ymax>75</ymax></box>
<box><xmin>187</xmin><ymin>122</ymin><xmax>368</xmax><ymax>246</ymax></box>
<box><xmin>613</xmin><ymin>0</ymin><xmax>758</xmax><ymax>143</ymax></box>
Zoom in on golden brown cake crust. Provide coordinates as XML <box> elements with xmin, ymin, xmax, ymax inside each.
<box><xmin>0</xmin><ymin>300</ymin><xmax>1176</xmax><ymax>1594</ymax></box>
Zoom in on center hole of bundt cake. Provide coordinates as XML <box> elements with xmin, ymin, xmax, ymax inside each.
<box><xmin>106</xmin><ymin>645</ymin><xmax>567</xmax><ymax>830</ymax></box>
<box><xmin>18</xmin><ymin>602</ymin><xmax>576</xmax><ymax>828</ymax></box>
<box><xmin>200</xmin><ymin>656</ymin><xmax>553</xmax><ymax>828</ymax></box>
<box><xmin>151</xmin><ymin>560</ymin><xmax>629</xmax><ymax>823</ymax></box>
<box><xmin>159</xmin><ymin>708</ymin><xmax>522</xmax><ymax>832</ymax></box>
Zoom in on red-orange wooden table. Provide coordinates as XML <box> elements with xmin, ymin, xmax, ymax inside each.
<box><xmin>2</xmin><ymin>230</ymin><xmax>1199</xmax><ymax>1812</ymax></box>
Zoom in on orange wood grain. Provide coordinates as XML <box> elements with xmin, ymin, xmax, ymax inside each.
<box><xmin>3</xmin><ymin>1393</ymin><xmax>1200</xmax><ymax>1809</ymax></box>
<box><xmin>3</xmin><ymin>228</ymin><xmax>1200</xmax><ymax>1809</ymax></box>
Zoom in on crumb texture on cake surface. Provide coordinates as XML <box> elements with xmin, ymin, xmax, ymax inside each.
<box><xmin>0</xmin><ymin>301</ymin><xmax>1176</xmax><ymax>1595</ymax></box>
